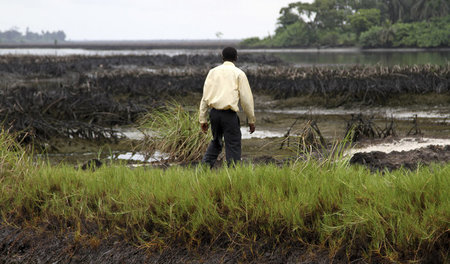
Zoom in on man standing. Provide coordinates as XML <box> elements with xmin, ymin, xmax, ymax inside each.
<box><xmin>199</xmin><ymin>47</ymin><xmax>255</xmax><ymax>167</ymax></box>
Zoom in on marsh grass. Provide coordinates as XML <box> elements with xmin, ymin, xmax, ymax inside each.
<box><xmin>0</xmin><ymin>129</ymin><xmax>448</xmax><ymax>262</ymax></box>
<box><xmin>136</xmin><ymin>103</ymin><xmax>211</xmax><ymax>163</ymax></box>
<box><xmin>282</xmin><ymin>120</ymin><xmax>354</xmax><ymax>167</ymax></box>
<box><xmin>0</xmin><ymin>128</ymin><xmax>33</xmax><ymax>179</ymax></box>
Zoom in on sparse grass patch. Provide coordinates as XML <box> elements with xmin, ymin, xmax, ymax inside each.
<box><xmin>136</xmin><ymin>103</ymin><xmax>211</xmax><ymax>163</ymax></box>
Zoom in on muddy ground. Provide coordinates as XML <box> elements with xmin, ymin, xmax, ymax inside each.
<box><xmin>350</xmin><ymin>144</ymin><xmax>450</xmax><ymax>171</ymax></box>
<box><xmin>1</xmin><ymin>223</ymin><xmax>421</xmax><ymax>264</ymax></box>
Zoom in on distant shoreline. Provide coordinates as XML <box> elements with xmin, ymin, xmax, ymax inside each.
<box><xmin>0</xmin><ymin>40</ymin><xmax>241</xmax><ymax>50</ymax></box>
<box><xmin>0</xmin><ymin>41</ymin><xmax>449</xmax><ymax>52</ymax></box>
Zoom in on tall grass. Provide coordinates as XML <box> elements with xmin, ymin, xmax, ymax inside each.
<box><xmin>137</xmin><ymin>103</ymin><xmax>211</xmax><ymax>162</ymax></box>
<box><xmin>0</xmin><ymin>128</ymin><xmax>448</xmax><ymax>262</ymax></box>
<box><xmin>0</xmin><ymin>128</ymin><xmax>33</xmax><ymax>180</ymax></box>
<box><xmin>1</xmin><ymin>162</ymin><xmax>448</xmax><ymax>261</ymax></box>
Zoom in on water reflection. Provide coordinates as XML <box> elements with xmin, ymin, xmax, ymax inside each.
<box><xmin>349</xmin><ymin>137</ymin><xmax>450</xmax><ymax>154</ymax></box>
<box><xmin>270</xmin><ymin>49</ymin><xmax>450</xmax><ymax>66</ymax></box>
<box><xmin>117</xmin><ymin>127</ymin><xmax>284</xmax><ymax>140</ymax></box>
<box><xmin>0</xmin><ymin>48</ymin><xmax>219</xmax><ymax>57</ymax></box>
<box><xmin>265</xmin><ymin>106</ymin><xmax>450</xmax><ymax>121</ymax></box>
<box><xmin>111</xmin><ymin>151</ymin><xmax>169</xmax><ymax>162</ymax></box>
<box><xmin>0</xmin><ymin>47</ymin><xmax>448</xmax><ymax>66</ymax></box>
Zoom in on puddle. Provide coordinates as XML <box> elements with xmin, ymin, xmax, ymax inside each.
<box><xmin>117</xmin><ymin>128</ymin><xmax>146</xmax><ymax>140</ymax></box>
<box><xmin>241</xmin><ymin>128</ymin><xmax>284</xmax><ymax>139</ymax></box>
<box><xmin>117</xmin><ymin>127</ymin><xmax>284</xmax><ymax>141</ymax></box>
<box><xmin>265</xmin><ymin>107</ymin><xmax>450</xmax><ymax>121</ymax></box>
<box><xmin>349</xmin><ymin>137</ymin><xmax>450</xmax><ymax>154</ymax></box>
<box><xmin>110</xmin><ymin>151</ymin><xmax>169</xmax><ymax>162</ymax></box>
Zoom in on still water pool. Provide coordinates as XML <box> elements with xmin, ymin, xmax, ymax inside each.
<box><xmin>1</xmin><ymin>47</ymin><xmax>448</xmax><ymax>66</ymax></box>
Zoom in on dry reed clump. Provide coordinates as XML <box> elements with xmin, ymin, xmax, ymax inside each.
<box><xmin>344</xmin><ymin>113</ymin><xmax>397</xmax><ymax>142</ymax></box>
<box><xmin>248</xmin><ymin>64</ymin><xmax>450</xmax><ymax>104</ymax></box>
<box><xmin>279</xmin><ymin>119</ymin><xmax>352</xmax><ymax>165</ymax></box>
<box><xmin>0</xmin><ymin>54</ymin><xmax>284</xmax><ymax>76</ymax></box>
<box><xmin>79</xmin><ymin>64</ymin><xmax>449</xmax><ymax>107</ymax></box>
<box><xmin>136</xmin><ymin>103</ymin><xmax>211</xmax><ymax>163</ymax></box>
<box><xmin>0</xmin><ymin>85</ymin><xmax>147</xmax><ymax>144</ymax></box>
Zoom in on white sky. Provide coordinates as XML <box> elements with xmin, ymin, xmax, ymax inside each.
<box><xmin>0</xmin><ymin>0</ymin><xmax>313</xmax><ymax>40</ymax></box>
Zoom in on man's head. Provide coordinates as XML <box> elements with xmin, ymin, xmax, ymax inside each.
<box><xmin>222</xmin><ymin>47</ymin><xmax>237</xmax><ymax>62</ymax></box>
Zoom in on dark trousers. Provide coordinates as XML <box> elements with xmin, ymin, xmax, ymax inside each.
<box><xmin>202</xmin><ymin>109</ymin><xmax>241</xmax><ymax>167</ymax></box>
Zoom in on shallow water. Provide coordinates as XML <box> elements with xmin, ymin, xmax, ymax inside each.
<box><xmin>1</xmin><ymin>47</ymin><xmax>449</xmax><ymax>66</ymax></box>
<box><xmin>265</xmin><ymin>106</ymin><xmax>450</xmax><ymax>121</ymax></box>
<box><xmin>110</xmin><ymin>151</ymin><xmax>169</xmax><ymax>162</ymax></box>
<box><xmin>0</xmin><ymin>48</ymin><xmax>219</xmax><ymax>57</ymax></box>
<box><xmin>118</xmin><ymin>127</ymin><xmax>285</xmax><ymax>141</ymax></box>
<box><xmin>349</xmin><ymin>137</ymin><xmax>450</xmax><ymax>154</ymax></box>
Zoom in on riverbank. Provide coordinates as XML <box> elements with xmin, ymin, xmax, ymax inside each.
<box><xmin>1</xmin><ymin>146</ymin><xmax>448</xmax><ymax>263</ymax></box>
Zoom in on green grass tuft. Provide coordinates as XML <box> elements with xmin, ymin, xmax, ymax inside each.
<box><xmin>136</xmin><ymin>103</ymin><xmax>211</xmax><ymax>163</ymax></box>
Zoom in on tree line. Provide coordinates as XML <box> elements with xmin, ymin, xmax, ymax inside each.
<box><xmin>241</xmin><ymin>0</ymin><xmax>450</xmax><ymax>48</ymax></box>
<box><xmin>0</xmin><ymin>28</ymin><xmax>66</xmax><ymax>44</ymax></box>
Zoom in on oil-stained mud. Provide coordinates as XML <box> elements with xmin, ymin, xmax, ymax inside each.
<box><xmin>350</xmin><ymin>144</ymin><xmax>450</xmax><ymax>171</ymax></box>
<box><xmin>0</xmin><ymin>54</ymin><xmax>284</xmax><ymax>144</ymax></box>
<box><xmin>0</xmin><ymin>54</ymin><xmax>285</xmax><ymax>76</ymax></box>
<box><xmin>1</xmin><ymin>55</ymin><xmax>448</xmax><ymax>145</ymax></box>
<box><xmin>0</xmin><ymin>223</ymin><xmax>386</xmax><ymax>264</ymax></box>
<box><xmin>1</xmin><ymin>222</ymin><xmax>444</xmax><ymax>263</ymax></box>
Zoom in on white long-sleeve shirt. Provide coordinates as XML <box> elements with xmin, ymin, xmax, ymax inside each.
<box><xmin>199</xmin><ymin>61</ymin><xmax>255</xmax><ymax>124</ymax></box>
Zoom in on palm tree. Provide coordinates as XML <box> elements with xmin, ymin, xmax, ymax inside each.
<box><xmin>379</xmin><ymin>22</ymin><xmax>395</xmax><ymax>47</ymax></box>
<box><xmin>411</xmin><ymin>0</ymin><xmax>450</xmax><ymax>21</ymax></box>
<box><xmin>387</xmin><ymin>0</ymin><xmax>409</xmax><ymax>22</ymax></box>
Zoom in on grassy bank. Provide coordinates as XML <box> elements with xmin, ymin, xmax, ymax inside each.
<box><xmin>0</xmin><ymin>133</ymin><xmax>448</xmax><ymax>262</ymax></box>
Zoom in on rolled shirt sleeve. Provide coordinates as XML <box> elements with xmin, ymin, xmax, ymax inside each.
<box><xmin>199</xmin><ymin>97</ymin><xmax>208</xmax><ymax>123</ymax></box>
<box><xmin>199</xmin><ymin>71</ymin><xmax>211</xmax><ymax>123</ymax></box>
<box><xmin>238</xmin><ymin>72</ymin><xmax>256</xmax><ymax>124</ymax></box>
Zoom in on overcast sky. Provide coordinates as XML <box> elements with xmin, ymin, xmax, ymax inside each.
<box><xmin>0</xmin><ymin>0</ymin><xmax>313</xmax><ymax>40</ymax></box>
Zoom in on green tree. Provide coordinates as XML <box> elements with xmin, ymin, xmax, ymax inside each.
<box><xmin>277</xmin><ymin>7</ymin><xmax>300</xmax><ymax>30</ymax></box>
<box><xmin>240</xmin><ymin>0</ymin><xmax>450</xmax><ymax>48</ymax></box>
<box><xmin>349</xmin><ymin>8</ymin><xmax>381</xmax><ymax>36</ymax></box>
<box><xmin>292</xmin><ymin>0</ymin><xmax>352</xmax><ymax>30</ymax></box>
<box><xmin>271</xmin><ymin>21</ymin><xmax>317</xmax><ymax>47</ymax></box>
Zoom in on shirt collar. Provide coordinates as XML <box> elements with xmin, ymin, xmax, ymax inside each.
<box><xmin>223</xmin><ymin>61</ymin><xmax>235</xmax><ymax>66</ymax></box>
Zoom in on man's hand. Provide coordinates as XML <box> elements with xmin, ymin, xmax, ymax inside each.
<box><xmin>201</xmin><ymin>123</ymin><xmax>209</xmax><ymax>133</ymax></box>
<box><xmin>249</xmin><ymin>123</ymin><xmax>255</xmax><ymax>134</ymax></box>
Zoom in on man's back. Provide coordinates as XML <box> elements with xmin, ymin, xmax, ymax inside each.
<box><xmin>199</xmin><ymin>61</ymin><xmax>255</xmax><ymax>124</ymax></box>
<box><xmin>199</xmin><ymin>47</ymin><xmax>255</xmax><ymax>167</ymax></box>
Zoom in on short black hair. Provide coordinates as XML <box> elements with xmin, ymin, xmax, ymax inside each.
<box><xmin>222</xmin><ymin>47</ymin><xmax>237</xmax><ymax>62</ymax></box>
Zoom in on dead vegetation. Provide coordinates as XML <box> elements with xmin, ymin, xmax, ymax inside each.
<box><xmin>0</xmin><ymin>54</ymin><xmax>284</xmax><ymax>76</ymax></box>
<box><xmin>248</xmin><ymin>64</ymin><xmax>449</xmax><ymax>105</ymax></box>
<box><xmin>345</xmin><ymin>114</ymin><xmax>397</xmax><ymax>142</ymax></box>
<box><xmin>0</xmin><ymin>85</ymin><xmax>146</xmax><ymax>144</ymax></box>
<box><xmin>0</xmin><ymin>55</ymin><xmax>447</xmax><ymax>146</ymax></box>
<box><xmin>81</xmin><ymin>63</ymin><xmax>450</xmax><ymax>107</ymax></box>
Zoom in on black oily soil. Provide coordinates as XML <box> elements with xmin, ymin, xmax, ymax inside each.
<box><xmin>0</xmin><ymin>225</ymin><xmax>150</xmax><ymax>263</ymax></box>
<box><xmin>0</xmin><ymin>224</ymin><xmax>347</xmax><ymax>264</ymax></box>
<box><xmin>350</xmin><ymin>145</ymin><xmax>450</xmax><ymax>171</ymax></box>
